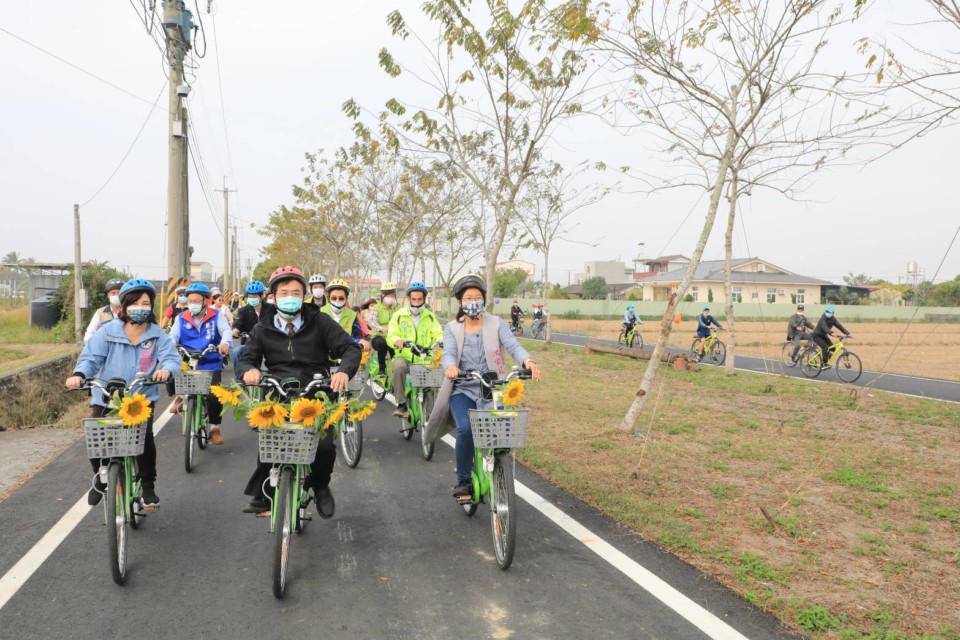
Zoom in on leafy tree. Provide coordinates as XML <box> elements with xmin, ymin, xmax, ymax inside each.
<box><xmin>53</xmin><ymin>261</ymin><xmax>128</xmax><ymax>341</ymax></box>
<box><xmin>843</xmin><ymin>272</ymin><xmax>873</xmax><ymax>287</ymax></box>
<box><xmin>547</xmin><ymin>284</ymin><xmax>569</xmax><ymax>300</ymax></box>
<box><xmin>581</xmin><ymin>276</ymin><xmax>607</xmax><ymax>300</ymax></box>
<box><xmin>707</xmin><ymin>288</ymin><xmax>714</xmax><ymax>303</ymax></box>
<box><xmin>493</xmin><ymin>268</ymin><xmax>528</xmax><ymax>298</ymax></box>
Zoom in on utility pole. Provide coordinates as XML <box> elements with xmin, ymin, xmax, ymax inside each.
<box><xmin>73</xmin><ymin>204</ymin><xmax>82</xmax><ymax>342</ymax></box>
<box><xmin>230</xmin><ymin>223</ymin><xmax>239</xmax><ymax>292</ymax></box>
<box><xmin>215</xmin><ymin>176</ymin><xmax>237</xmax><ymax>289</ymax></box>
<box><xmin>163</xmin><ymin>1</ymin><xmax>194</xmax><ymax>281</ymax></box>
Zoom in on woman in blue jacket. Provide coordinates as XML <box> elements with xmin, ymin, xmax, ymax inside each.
<box><xmin>66</xmin><ymin>279</ymin><xmax>181</xmax><ymax>506</ymax></box>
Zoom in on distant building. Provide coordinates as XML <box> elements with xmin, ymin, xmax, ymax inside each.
<box><xmin>190</xmin><ymin>261</ymin><xmax>214</xmax><ymax>282</ymax></box>
<box><xmin>575</xmin><ymin>260</ymin><xmax>631</xmax><ymax>285</ymax></box>
<box><xmin>496</xmin><ymin>260</ymin><xmax>536</xmax><ymax>280</ymax></box>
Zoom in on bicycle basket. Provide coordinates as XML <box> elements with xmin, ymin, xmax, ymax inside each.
<box><xmin>83</xmin><ymin>418</ymin><xmax>148</xmax><ymax>459</ymax></box>
<box><xmin>469</xmin><ymin>409</ymin><xmax>529</xmax><ymax>448</ymax></box>
<box><xmin>258</xmin><ymin>426</ymin><xmax>321</xmax><ymax>464</ymax></box>
<box><xmin>409</xmin><ymin>364</ymin><xmax>444</xmax><ymax>388</ymax></box>
<box><xmin>175</xmin><ymin>370</ymin><xmax>213</xmax><ymax>395</ymax></box>
<box><xmin>331</xmin><ymin>366</ymin><xmax>370</xmax><ymax>392</ymax></box>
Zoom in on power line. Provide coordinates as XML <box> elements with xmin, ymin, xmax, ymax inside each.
<box><xmin>210</xmin><ymin>9</ymin><xmax>236</xmax><ymax>180</ymax></box>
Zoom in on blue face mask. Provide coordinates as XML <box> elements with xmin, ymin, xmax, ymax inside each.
<box><xmin>247</xmin><ymin>297</ymin><xmax>261</xmax><ymax>307</ymax></box>
<box><xmin>188</xmin><ymin>303</ymin><xmax>204</xmax><ymax>316</ymax></box>
<box><xmin>276</xmin><ymin>296</ymin><xmax>303</xmax><ymax>317</ymax></box>
<box><xmin>825</xmin><ymin>311</ymin><xmax>834</xmax><ymax>319</ymax></box>
<box><xmin>178</xmin><ymin>296</ymin><xmax>188</xmax><ymax>305</ymax></box>
<box><xmin>127</xmin><ymin>306</ymin><xmax>152</xmax><ymax>325</ymax></box>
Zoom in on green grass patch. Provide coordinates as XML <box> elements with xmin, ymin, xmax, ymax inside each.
<box><xmin>589</xmin><ymin>439</ymin><xmax>616</xmax><ymax>451</ymax></box>
<box><xmin>823</xmin><ymin>466</ymin><xmax>892</xmax><ymax>494</ymax></box>
<box><xmin>796</xmin><ymin>605</ymin><xmax>844</xmax><ymax>632</ymax></box>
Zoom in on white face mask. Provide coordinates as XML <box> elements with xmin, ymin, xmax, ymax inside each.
<box><xmin>108</xmin><ymin>295</ymin><xmax>121</xmax><ymax>307</ymax></box>
<box><xmin>383</xmin><ymin>296</ymin><xmax>396</xmax><ymax>307</ymax></box>
<box><xmin>312</xmin><ymin>287</ymin><xmax>324</xmax><ymax>298</ymax></box>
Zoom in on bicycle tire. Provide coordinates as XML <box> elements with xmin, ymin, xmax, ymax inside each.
<box><xmin>800</xmin><ymin>347</ymin><xmax>823</xmax><ymax>378</ymax></box>
<box><xmin>781</xmin><ymin>341</ymin><xmax>798</xmax><ymax>368</ymax></box>
<box><xmin>272</xmin><ymin>467</ymin><xmax>293</xmax><ymax>599</ymax></box>
<box><xmin>129</xmin><ymin>460</ymin><xmax>143</xmax><ymax>530</ymax></box>
<box><xmin>634</xmin><ymin>333</ymin><xmax>643</xmax><ymax>350</ymax></box>
<box><xmin>420</xmin><ymin>390</ymin><xmax>435</xmax><ymax>461</ymax></box>
<box><xmin>105</xmin><ymin>463</ymin><xmax>128</xmax><ymax>585</ymax></box>
<box><xmin>196</xmin><ymin>396</ymin><xmax>208</xmax><ymax>451</ymax></box>
<box><xmin>491</xmin><ymin>452</ymin><xmax>517</xmax><ymax>570</ymax></box>
<box><xmin>690</xmin><ymin>338</ymin><xmax>701</xmax><ymax>359</ymax></box>
<box><xmin>184</xmin><ymin>397</ymin><xmax>196</xmax><ymax>473</ymax></box>
<box><xmin>295</xmin><ymin>467</ymin><xmax>309</xmax><ymax>535</ymax></box>
<box><xmin>370</xmin><ymin>377</ymin><xmax>387</xmax><ymax>401</ymax></box>
<box><xmin>340</xmin><ymin>418</ymin><xmax>363</xmax><ymax>468</ymax></box>
<box><xmin>835</xmin><ymin>351</ymin><xmax>862</xmax><ymax>383</ymax></box>
<box><xmin>401</xmin><ymin>415</ymin><xmax>414</xmax><ymax>441</ymax></box>
<box><xmin>710</xmin><ymin>340</ymin><xmax>727</xmax><ymax>365</ymax></box>
<box><xmin>618</xmin><ymin>330</ymin><xmax>626</xmax><ymax>346</ymax></box>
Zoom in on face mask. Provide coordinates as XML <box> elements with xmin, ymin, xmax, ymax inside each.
<box><xmin>266</xmin><ymin>298</ymin><xmax>275</xmax><ymax>305</ymax></box>
<box><xmin>797</xmin><ymin>311</ymin><xmax>804</xmax><ymax>317</ymax></box>
<box><xmin>383</xmin><ymin>296</ymin><xmax>396</xmax><ymax>307</ymax></box>
<box><xmin>247</xmin><ymin>297</ymin><xmax>261</xmax><ymax>307</ymax></box>
<box><xmin>330</xmin><ymin>300</ymin><xmax>346</xmax><ymax>311</ymax></box>
<box><xmin>127</xmin><ymin>306</ymin><xmax>152</xmax><ymax>324</ymax></box>
<box><xmin>178</xmin><ymin>296</ymin><xmax>188</xmax><ymax>305</ymax></box>
<box><xmin>825</xmin><ymin>312</ymin><xmax>834</xmax><ymax>319</ymax></box>
<box><xmin>276</xmin><ymin>296</ymin><xmax>303</xmax><ymax>316</ymax></box>
<box><xmin>409</xmin><ymin>303</ymin><xmax>424</xmax><ymax>316</ymax></box>
<box><xmin>188</xmin><ymin>303</ymin><xmax>204</xmax><ymax>316</ymax></box>
<box><xmin>462</xmin><ymin>300</ymin><xmax>484</xmax><ymax>319</ymax></box>
<box><xmin>109</xmin><ymin>295</ymin><xmax>121</xmax><ymax>307</ymax></box>
<box><xmin>312</xmin><ymin>288</ymin><xmax>324</xmax><ymax>298</ymax></box>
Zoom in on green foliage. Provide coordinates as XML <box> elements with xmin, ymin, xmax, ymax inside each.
<box><xmin>796</xmin><ymin>606</ymin><xmax>843</xmax><ymax>632</ymax></box>
<box><xmin>822</xmin><ymin>466</ymin><xmax>891</xmax><ymax>494</ymax></box>
<box><xmin>559</xmin><ymin>309</ymin><xmax>582</xmax><ymax>319</ymax></box>
<box><xmin>547</xmin><ymin>284</ymin><xmax>569</xmax><ymax>299</ymax></box>
<box><xmin>493</xmin><ymin>268</ymin><xmax>528</xmax><ymax>298</ymax></box>
<box><xmin>53</xmin><ymin>262</ymin><xmax>127</xmax><ymax>340</ymax></box>
<box><xmin>707</xmin><ymin>288</ymin><xmax>714</xmax><ymax>303</ymax></box>
<box><xmin>581</xmin><ymin>276</ymin><xmax>607</xmax><ymax>300</ymax></box>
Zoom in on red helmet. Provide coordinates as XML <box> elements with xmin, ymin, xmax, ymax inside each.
<box><xmin>513</xmin><ymin>299</ymin><xmax>518</xmax><ymax>303</ymax></box>
<box><xmin>268</xmin><ymin>266</ymin><xmax>307</xmax><ymax>292</ymax></box>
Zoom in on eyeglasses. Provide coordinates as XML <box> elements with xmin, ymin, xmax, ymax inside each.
<box><xmin>329</xmin><ymin>297</ymin><xmax>347</xmax><ymax>303</ymax></box>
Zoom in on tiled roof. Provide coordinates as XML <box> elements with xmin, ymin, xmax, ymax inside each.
<box><xmin>642</xmin><ymin>259</ymin><xmax>830</xmax><ymax>285</ymax></box>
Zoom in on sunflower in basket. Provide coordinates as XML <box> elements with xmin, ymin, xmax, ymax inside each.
<box><xmin>290</xmin><ymin>397</ymin><xmax>326</xmax><ymax>428</ymax></box>
<box><xmin>348</xmin><ymin>400</ymin><xmax>376</xmax><ymax>422</ymax></box>
<box><xmin>360</xmin><ymin>350</ymin><xmax>371</xmax><ymax>366</ymax></box>
<box><xmin>210</xmin><ymin>384</ymin><xmax>242</xmax><ymax>406</ymax></box>
<box><xmin>502</xmin><ymin>379</ymin><xmax>525</xmax><ymax>406</ymax></box>
<box><xmin>431</xmin><ymin>348</ymin><xmax>443</xmax><ymax>368</ymax></box>
<box><xmin>247</xmin><ymin>402</ymin><xmax>290</xmax><ymax>429</ymax></box>
<box><xmin>114</xmin><ymin>392</ymin><xmax>153</xmax><ymax>427</ymax></box>
<box><xmin>323</xmin><ymin>401</ymin><xmax>349</xmax><ymax>430</ymax></box>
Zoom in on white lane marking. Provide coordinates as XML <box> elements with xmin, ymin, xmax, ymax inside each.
<box><xmin>0</xmin><ymin>411</ymin><xmax>174</xmax><ymax>611</ymax></box>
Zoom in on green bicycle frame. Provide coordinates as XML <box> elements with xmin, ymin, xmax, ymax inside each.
<box><xmin>810</xmin><ymin>338</ymin><xmax>844</xmax><ymax>366</ymax></box>
<box><xmin>699</xmin><ymin>331</ymin><xmax>719</xmax><ymax>353</ymax></box>
<box><xmin>367</xmin><ymin>353</ymin><xmax>392</xmax><ymax>388</ymax></box>
<box><xmin>268</xmin><ymin>463</ymin><xmax>308</xmax><ymax>532</ymax></box>
<box><xmin>466</xmin><ymin>447</ymin><xmax>495</xmax><ymax>505</ymax></box>
<box><xmin>99</xmin><ymin>455</ymin><xmax>141</xmax><ymax>521</ymax></box>
<box><xmin>181</xmin><ymin>394</ymin><xmax>205</xmax><ymax>437</ymax></box>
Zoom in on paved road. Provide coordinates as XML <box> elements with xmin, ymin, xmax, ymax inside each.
<box><xmin>0</xmin><ymin>388</ymin><xmax>797</xmax><ymax>640</ymax></box>
<box><xmin>538</xmin><ymin>331</ymin><xmax>960</xmax><ymax>404</ymax></box>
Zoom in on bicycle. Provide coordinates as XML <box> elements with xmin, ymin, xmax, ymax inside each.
<box><xmin>245</xmin><ymin>373</ymin><xmax>346</xmax><ymax>599</ymax></box>
<box><xmin>780</xmin><ymin>334</ymin><xmax>812</xmax><ymax>368</ymax></box>
<box><xmin>367</xmin><ymin>346</ymin><xmax>392</xmax><ymax>402</ymax></box>
<box><xmin>396</xmin><ymin>342</ymin><xmax>443</xmax><ymax>459</ymax></box>
<box><xmin>330</xmin><ymin>361</ymin><xmax>369</xmax><ymax>469</ymax></box>
<box><xmin>509</xmin><ymin>313</ymin><xmax>524</xmax><ymax>337</ymax></box>
<box><xmin>690</xmin><ymin>329</ymin><xmax>726</xmax><ymax>365</ymax></box>
<box><xmin>530</xmin><ymin>317</ymin><xmax>547</xmax><ymax>340</ymax></box>
<box><xmin>175</xmin><ymin>344</ymin><xmax>219</xmax><ymax>473</ymax></box>
<box><xmin>800</xmin><ymin>334</ymin><xmax>862</xmax><ymax>383</ymax></box>
<box><xmin>618</xmin><ymin>322</ymin><xmax>644</xmax><ymax>349</ymax></box>
<box><xmin>69</xmin><ymin>374</ymin><xmax>160</xmax><ymax>585</ymax></box>
<box><xmin>455</xmin><ymin>367</ymin><xmax>532</xmax><ymax>570</ymax></box>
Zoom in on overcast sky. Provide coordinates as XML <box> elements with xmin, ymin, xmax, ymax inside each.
<box><xmin>2</xmin><ymin>0</ymin><xmax>958</xmax><ymax>288</ymax></box>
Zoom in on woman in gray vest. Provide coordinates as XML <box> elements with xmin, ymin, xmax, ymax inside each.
<box><xmin>425</xmin><ymin>275</ymin><xmax>541</xmax><ymax>500</ymax></box>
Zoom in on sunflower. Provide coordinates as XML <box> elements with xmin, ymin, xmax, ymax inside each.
<box><xmin>247</xmin><ymin>402</ymin><xmax>290</xmax><ymax>429</ymax></box>
<box><xmin>348</xmin><ymin>400</ymin><xmax>376</xmax><ymax>422</ymax></box>
<box><xmin>210</xmin><ymin>384</ymin><xmax>242</xmax><ymax>406</ymax></box>
<box><xmin>181</xmin><ymin>360</ymin><xmax>189</xmax><ymax>372</ymax></box>
<box><xmin>432</xmin><ymin>349</ymin><xmax>443</xmax><ymax>368</ymax></box>
<box><xmin>290</xmin><ymin>398</ymin><xmax>326</xmax><ymax>427</ymax></box>
<box><xmin>118</xmin><ymin>393</ymin><xmax>153</xmax><ymax>426</ymax></box>
<box><xmin>323</xmin><ymin>401</ymin><xmax>349</xmax><ymax>430</ymax></box>
<box><xmin>360</xmin><ymin>350</ymin><xmax>371</xmax><ymax>366</ymax></box>
<box><xmin>502</xmin><ymin>379</ymin><xmax>525</xmax><ymax>406</ymax></box>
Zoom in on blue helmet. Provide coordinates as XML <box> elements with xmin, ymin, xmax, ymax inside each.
<box><xmin>825</xmin><ymin>305</ymin><xmax>835</xmax><ymax>313</ymax></box>
<box><xmin>702</xmin><ymin>306</ymin><xmax>710</xmax><ymax>312</ymax></box>
<box><xmin>185</xmin><ymin>282</ymin><xmax>211</xmax><ymax>298</ymax></box>
<box><xmin>118</xmin><ymin>278</ymin><xmax>156</xmax><ymax>300</ymax></box>
<box><xmin>406</xmin><ymin>281</ymin><xmax>428</xmax><ymax>295</ymax></box>
<box><xmin>245</xmin><ymin>280</ymin><xmax>266</xmax><ymax>295</ymax></box>
<box><xmin>626</xmin><ymin>303</ymin><xmax>635</xmax><ymax>310</ymax></box>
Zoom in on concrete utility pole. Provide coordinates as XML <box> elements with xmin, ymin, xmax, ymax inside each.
<box><xmin>163</xmin><ymin>1</ymin><xmax>194</xmax><ymax>280</ymax></box>
<box><xmin>231</xmin><ymin>224</ymin><xmax>239</xmax><ymax>291</ymax></box>
<box><xmin>73</xmin><ymin>204</ymin><xmax>82</xmax><ymax>342</ymax></box>
<box><xmin>215</xmin><ymin>176</ymin><xmax>237</xmax><ymax>289</ymax></box>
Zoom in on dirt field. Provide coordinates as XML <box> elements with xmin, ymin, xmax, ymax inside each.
<box><xmin>516</xmin><ymin>342</ymin><xmax>960</xmax><ymax>639</ymax></box>
<box><xmin>548</xmin><ymin>318</ymin><xmax>960</xmax><ymax>381</ymax></box>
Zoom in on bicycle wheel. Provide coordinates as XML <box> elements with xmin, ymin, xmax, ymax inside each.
<box><xmin>781</xmin><ymin>341</ymin><xmax>798</xmax><ymax>368</ymax></box>
<box><xmin>129</xmin><ymin>460</ymin><xmax>143</xmax><ymax>530</ymax></box>
<box><xmin>710</xmin><ymin>340</ymin><xmax>727</xmax><ymax>365</ymax></box>
<box><xmin>105</xmin><ymin>463</ymin><xmax>128</xmax><ymax>585</ymax></box>
<box><xmin>835</xmin><ymin>351</ymin><xmax>863</xmax><ymax>383</ymax></box>
<box><xmin>690</xmin><ymin>338</ymin><xmax>701</xmax><ymax>359</ymax></box>
<box><xmin>401</xmin><ymin>415</ymin><xmax>414</xmax><ymax>440</ymax></box>
<box><xmin>196</xmin><ymin>397</ymin><xmax>208</xmax><ymax>451</ymax></box>
<box><xmin>340</xmin><ymin>418</ymin><xmax>363</xmax><ymax>468</ymax></box>
<box><xmin>800</xmin><ymin>347</ymin><xmax>823</xmax><ymax>378</ymax></box>
<box><xmin>633</xmin><ymin>333</ymin><xmax>643</xmax><ymax>350</ymax></box>
<box><xmin>370</xmin><ymin>376</ymin><xmax>386</xmax><ymax>401</ymax></box>
<box><xmin>491</xmin><ymin>452</ymin><xmax>517</xmax><ymax>570</ymax></box>
<box><xmin>420</xmin><ymin>390</ymin><xmax>435</xmax><ymax>461</ymax></box>
<box><xmin>272</xmin><ymin>467</ymin><xmax>293</xmax><ymax>599</ymax></box>
<box><xmin>184</xmin><ymin>397</ymin><xmax>196</xmax><ymax>473</ymax></box>
<box><xmin>295</xmin><ymin>468</ymin><xmax>309</xmax><ymax>534</ymax></box>
<box><xmin>618</xmin><ymin>330</ymin><xmax>626</xmax><ymax>346</ymax></box>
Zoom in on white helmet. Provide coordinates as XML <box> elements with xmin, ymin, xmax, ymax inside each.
<box><xmin>309</xmin><ymin>274</ymin><xmax>327</xmax><ymax>286</ymax></box>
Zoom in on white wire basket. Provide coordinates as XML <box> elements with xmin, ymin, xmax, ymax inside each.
<box><xmin>175</xmin><ymin>370</ymin><xmax>213</xmax><ymax>395</ymax></box>
<box><xmin>409</xmin><ymin>364</ymin><xmax>444</xmax><ymax>389</ymax></box>
<box><xmin>258</xmin><ymin>426</ymin><xmax>321</xmax><ymax>464</ymax></box>
<box><xmin>331</xmin><ymin>366</ymin><xmax>370</xmax><ymax>392</ymax></box>
<box><xmin>468</xmin><ymin>409</ymin><xmax>529</xmax><ymax>449</ymax></box>
<box><xmin>84</xmin><ymin>418</ymin><xmax>148</xmax><ymax>459</ymax></box>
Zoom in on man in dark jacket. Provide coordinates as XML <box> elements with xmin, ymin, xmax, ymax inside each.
<box><xmin>811</xmin><ymin>305</ymin><xmax>852</xmax><ymax>367</ymax></box>
<box><xmin>787</xmin><ymin>304</ymin><xmax>815</xmax><ymax>361</ymax></box>
<box><xmin>237</xmin><ymin>267</ymin><xmax>362</xmax><ymax>517</ymax></box>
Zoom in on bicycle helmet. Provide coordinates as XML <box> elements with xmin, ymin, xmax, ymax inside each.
<box><xmin>825</xmin><ymin>305</ymin><xmax>835</xmax><ymax>313</ymax></box>
<box><xmin>268</xmin><ymin>266</ymin><xmax>307</xmax><ymax>292</ymax></box>
<box><xmin>406</xmin><ymin>281</ymin><xmax>428</xmax><ymax>295</ymax></box>
<box><xmin>245</xmin><ymin>280</ymin><xmax>266</xmax><ymax>295</ymax></box>
<box><xmin>309</xmin><ymin>274</ymin><xmax>327</xmax><ymax>286</ymax></box>
<box><xmin>327</xmin><ymin>278</ymin><xmax>351</xmax><ymax>295</ymax></box>
<box><xmin>702</xmin><ymin>306</ymin><xmax>710</xmax><ymax>311</ymax></box>
<box><xmin>452</xmin><ymin>274</ymin><xmax>487</xmax><ymax>299</ymax></box>
<box><xmin>627</xmin><ymin>303</ymin><xmax>635</xmax><ymax>310</ymax></box>
<box><xmin>119</xmin><ymin>278</ymin><xmax>156</xmax><ymax>299</ymax></box>
<box><xmin>185</xmin><ymin>282</ymin><xmax>212</xmax><ymax>298</ymax></box>
<box><xmin>513</xmin><ymin>299</ymin><xmax>518</xmax><ymax>304</ymax></box>
<box><xmin>381</xmin><ymin>282</ymin><xmax>398</xmax><ymax>293</ymax></box>
<box><xmin>176</xmin><ymin>286</ymin><xmax>188</xmax><ymax>295</ymax></box>
<box><xmin>104</xmin><ymin>278</ymin><xmax>124</xmax><ymax>294</ymax></box>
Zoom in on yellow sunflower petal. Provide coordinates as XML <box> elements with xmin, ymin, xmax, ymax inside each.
<box><xmin>118</xmin><ymin>392</ymin><xmax>153</xmax><ymax>426</ymax></box>
<box><xmin>502</xmin><ymin>379</ymin><xmax>525</xmax><ymax>406</ymax></box>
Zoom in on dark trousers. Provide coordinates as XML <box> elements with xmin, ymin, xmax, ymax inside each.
<box><xmin>812</xmin><ymin>334</ymin><xmax>833</xmax><ymax>363</ymax></box>
<box><xmin>371</xmin><ymin>335</ymin><xmax>394</xmax><ymax>373</ymax></box>
<box><xmin>791</xmin><ymin>332</ymin><xmax>812</xmax><ymax>359</ymax></box>
<box><xmin>243</xmin><ymin>427</ymin><xmax>336</xmax><ymax>500</ymax></box>
<box><xmin>510</xmin><ymin>313</ymin><xmax>521</xmax><ymax>327</ymax></box>
<box><xmin>167</xmin><ymin>369</ymin><xmax>224</xmax><ymax>425</ymax></box>
<box><xmin>88</xmin><ymin>406</ymin><xmax>157</xmax><ymax>485</ymax></box>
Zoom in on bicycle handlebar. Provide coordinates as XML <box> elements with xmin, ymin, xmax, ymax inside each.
<box><xmin>178</xmin><ymin>344</ymin><xmax>220</xmax><ymax>360</ymax></box>
<box><xmin>245</xmin><ymin>373</ymin><xmax>332</xmax><ymax>400</ymax></box>
<box><xmin>67</xmin><ymin>373</ymin><xmax>161</xmax><ymax>396</ymax></box>
<box><xmin>456</xmin><ymin>367</ymin><xmax>532</xmax><ymax>389</ymax></box>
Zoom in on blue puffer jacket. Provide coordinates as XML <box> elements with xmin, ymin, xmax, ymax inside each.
<box><xmin>73</xmin><ymin>321</ymin><xmax>181</xmax><ymax>408</ymax></box>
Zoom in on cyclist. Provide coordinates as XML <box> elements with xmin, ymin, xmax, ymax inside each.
<box><xmin>168</xmin><ymin>283</ymin><xmax>233</xmax><ymax>445</ymax></box>
<box><xmin>531</xmin><ymin>303</ymin><xmax>546</xmax><ymax>335</ymax></box>
<box><xmin>161</xmin><ymin>285</ymin><xmax>190</xmax><ymax>329</ymax></box>
<box><xmin>83</xmin><ymin>278</ymin><xmax>125</xmax><ymax>343</ymax></box>
<box><xmin>424</xmin><ymin>275</ymin><xmax>541</xmax><ymax>501</ymax></box>
<box><xmin>232</xmin><ymin>280</ymin><xmax>266</xmax><ymax>371</ymax></box>
<box><xmin>370</xmin><ymin>282</ymin><xmax>400</xmax><ymax>377</ymax></box>
<box><xmin>237</xmin><ymin>266</ymin><xmax>362</xmax><ymax>516</ymax></box>
<box><xmin>509</xmin><ymin>299</ymin><xmax>524</xmax><ymax>331</ymax></box>
<box><xmin>622</xmin><ymin>303</ymin><xmax>642</xmax><ymax>336</ymax></box>
<box><xmin>694</xmin><ymin>306</ymin><xmax>724</xmax><ymax>361</ymax></box>
<box><xmin>787</xmin><ymin>303</ymin><xmax>815</xmax><ymax>362</ymax></box>
<box><xmin>320</xmin><ymin>278</ymin><xmax>371</xmax><ymax>350</ymax></box>
<box><xmin>306</xmin><ymin>274</ymin><xmax>327</xmax><ymax>308</ymax></box>
<box><xmin>66</xmin><ymin>279</ymin><xmax>180</xmax><ymax>506</ymax></box>
<box><xmin>212</xmin><ymin>290</ymin><xmax>234</xmax><ymax>327</ymax></box>
<box><xmin>387</xmin><ymin>282</ymin><xmax>443</xmax><ymax>419</ymax></box>
<box><xmin>811</xmin><ymin>305</ymin><xmax>852</xmax><ymax>368</ymax></box>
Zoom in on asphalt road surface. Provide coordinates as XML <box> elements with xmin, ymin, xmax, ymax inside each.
<box><xmin>0</xmin><ymin>387</ymin><xmax>799</xmax><ymax>640</ymax></box>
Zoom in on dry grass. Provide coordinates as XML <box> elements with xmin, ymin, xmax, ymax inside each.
<box><xmin>0</xmin><ymin>344</ymin><xmax>80</xmax><ymax>376</ymax></box>
<box><xmin>549</xmin><ymin>318</ymin><xmax>960</xmax><ymax>381</ymax></box>
<box><xmin>516</xmin><ymin>341</ymin><xmax>960</xmax><ymax>639</ymax></box>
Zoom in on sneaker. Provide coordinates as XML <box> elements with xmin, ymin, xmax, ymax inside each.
<box><xmin>141</xmin><ymin>483</ymin><xmax>159</xmax><ymax>506</ymax></box>
<box><xmin>452</xmin><ymin>479</ymin><xmax>472</xmax><ymax>500</ymax></box>
<box><xmin>315</xmin><ymin>486</ymin><xmax>335</xmax><ymax>519</ymax></box>
<box><xmin>392</xmin><ymin>403</ymin><xmax>409</xmax><ymax>419</ymax></box>
<box><xmin>87</xmin><ymin>480</ymin><xmax>106</xmax><ymax>506</ymax></box>
<box><xmin>242</xmin><ymin>496</ymin><xmax>270</xmax><ymax>514</ymax></box>
<box><xmin>209</xmin><ymin>427</ymin><xmax>224</xmax><ymax>445</ymax></box>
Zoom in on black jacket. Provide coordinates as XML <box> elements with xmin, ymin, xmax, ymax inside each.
<box><xmin>813</xmin><ymin>314</ymin><xmax>849</xmax><ymax>338</ymax></box>
<box><xmin>237</xmin><ymin>304</ymin><xmax>362</xmax><ymax>384</ymax></box>
<box><xmin>233</xmin><ymin>304</ymin><xmax>263</xmax><ymax>335</ymax></box>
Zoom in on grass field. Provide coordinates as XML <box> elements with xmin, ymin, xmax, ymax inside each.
<box><xmin>0</xmin><ymin>307</ymin><xmax>76</xmax><ymax>377</ymax></box>
<box><xmin>516</xmin><ymin>341</ymin><xmax>960</xmax><ymax>639</ymax></box>
<box><xmin>547</xmin><ymin>318</ymin><xmax>960</xmax><ymax>381</ymax></box>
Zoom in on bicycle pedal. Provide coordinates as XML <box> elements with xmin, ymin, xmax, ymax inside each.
<box><xmin>254</xmin><ymin>511</ymin><xmax>272</xmax><ymax>518</ymax></box>
<box><xmin>143</xmin><ymin>504</ymin><xmax>159</xmax><ymax>511</ymax></box>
